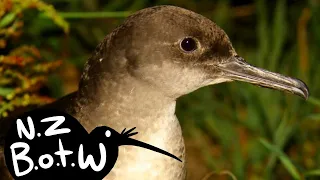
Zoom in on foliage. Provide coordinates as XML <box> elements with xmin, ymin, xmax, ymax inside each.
<box><xmin>0</xmin><ymin>0</ymin><xmax>68</xmax><ymax>117</ymax></box>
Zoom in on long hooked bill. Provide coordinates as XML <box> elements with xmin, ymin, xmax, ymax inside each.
<box><xmin>216</xmin><ymin>56</ymin><xmax>309</xmax><ymax>100</ymax></box>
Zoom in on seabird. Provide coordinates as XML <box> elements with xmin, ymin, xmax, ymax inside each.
<box><xmin>0</xmin><ymin>5</ymin><xmax>309</xmax><ymax>180</ymax></box>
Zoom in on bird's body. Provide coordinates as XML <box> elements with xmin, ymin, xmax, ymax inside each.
<box><xmin>60</xmin><ymin>81</ymin><xmax>186</xmax><ymax>180</ymax></box>
<box><xmin>0</xmin><ymin>5</ymin><xmax>309</xmax><ymax>180</ymax></box>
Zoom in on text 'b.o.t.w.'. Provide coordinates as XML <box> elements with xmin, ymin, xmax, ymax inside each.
<box><xmin>4</xmin><ymin>109</ymin><xmax>181</xmax><ymax>180</ymax></box>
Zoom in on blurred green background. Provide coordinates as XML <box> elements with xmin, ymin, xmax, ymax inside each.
<box><xmin>1</xmin><ymin>0</ymin><xmax>320</xmax><ymax>179</ymax></box>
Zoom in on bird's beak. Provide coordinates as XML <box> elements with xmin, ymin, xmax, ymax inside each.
<box><xmin>215</xmin><ymin>56</ymin><xmax>309</xmax><ymax>99</ymax></box>
<box><xmin>119</xmin><ymin>137</ymin><xmax>182</xmax><ymax>162</ymax></box>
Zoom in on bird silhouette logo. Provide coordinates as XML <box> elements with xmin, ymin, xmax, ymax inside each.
<box><xmin>3</xmin><ymin>109</ymin><xmax>181</xmax><ymax>180</ymax></box>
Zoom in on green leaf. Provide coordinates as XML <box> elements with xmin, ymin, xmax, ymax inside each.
<box><xmin>0</xmin><ymin>13</ymin><xmax>16</xmax><ymax>28</ymax></box>
<box><xmin>0</xmin><ymin>87</ymin><xmax>14</xmax><ymax>96</ymax></box>
<box><xmin>259</xmin><ymin>138</ymin><xmax>301</xmax><ymax>180</ymax></box>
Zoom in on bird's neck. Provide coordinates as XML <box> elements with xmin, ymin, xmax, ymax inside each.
<box><xmin>74</xmin><ymin>74</ymin><xmax>181</xmax><ymax>146</ymax></box>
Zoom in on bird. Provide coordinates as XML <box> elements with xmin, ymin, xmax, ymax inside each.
<box><xmin>0</xmin><ymin>5</ymin><xmax>309</xmax><ymax>180</ymax></box>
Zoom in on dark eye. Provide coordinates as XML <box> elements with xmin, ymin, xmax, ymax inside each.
<box><xmin>180</xmin><ymin>37</ymin><xmax>197</xmax><ymax>52</ymax></box>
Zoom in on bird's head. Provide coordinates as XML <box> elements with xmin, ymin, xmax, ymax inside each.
<box><xmin>82</xmin><ymin>5</ymin><xmax>309</xmax><ymax>100</ymax></box>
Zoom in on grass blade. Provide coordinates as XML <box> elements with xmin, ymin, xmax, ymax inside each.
<box><xmin>306</xmin><ymin>113</ymin><xmax>320</xmax><ymax>120</ymax></box>
<box><xmin>269</xmin><ymin>0</ymin><xmax>287</xmax><ymax>70</ymax></box>
<box><xmin>259</xmin><ymin>138</ymin><xmax>301</xmax><ymax>180</ymax></box>
<box><xmin>308</xmin><ymin>96</ymin><xmax>320</xmax><ymax>107</ymax></box>
<box><xmin>304</xmin><ymin>169</ymin><xmax>320</xmax><ymax>177</ymax></box>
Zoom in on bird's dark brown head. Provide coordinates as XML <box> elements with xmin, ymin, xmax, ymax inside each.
<box><xmin>81</xmin><ymin>5</ymin><xmax>309</xmax><ymax>100</ymax></box>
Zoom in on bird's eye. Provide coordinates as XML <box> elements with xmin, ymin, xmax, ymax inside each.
<box><xmin>180</xmin><ymin>37</ymin><xmax>197</xmax><ymax>52</ymax></box>
<box><xmin>105</xmin><ymin>130</ymin><xmax>111</xmax><ymax>137</ymax></box>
